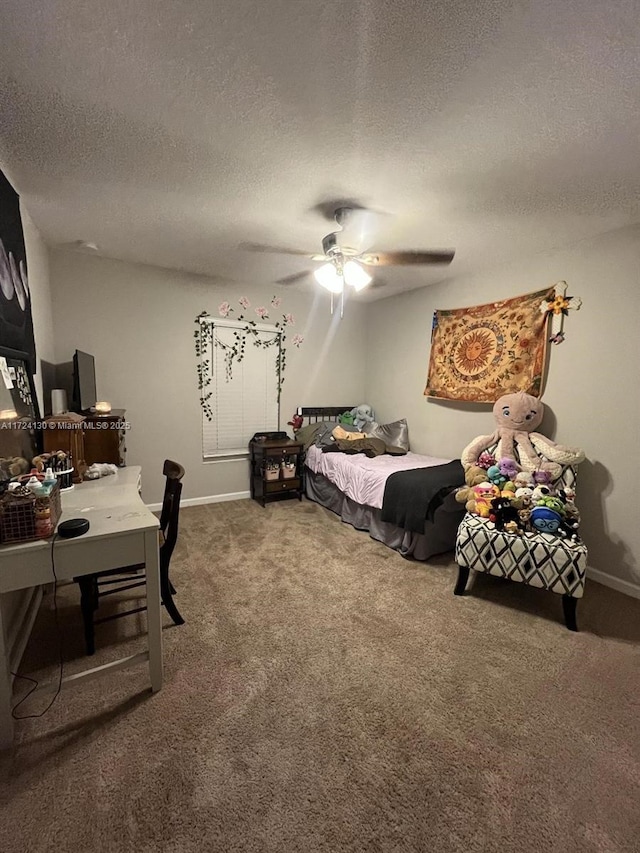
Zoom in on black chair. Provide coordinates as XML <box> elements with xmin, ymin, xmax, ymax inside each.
<box><xmin>76</xmin><ymin>460</ymin><xmax>185</xmax><ymax>655</ymax></box>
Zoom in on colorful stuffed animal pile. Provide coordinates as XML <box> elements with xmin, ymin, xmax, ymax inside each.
<box><xmin>458</xmin><ymin>453</ymin><xmax>581</xmax><ymax>541</ymax></box>
<box><xmin>458</xmin><ymin>391</ymin><xmax>585</xmax><ymax>542</ymax></box>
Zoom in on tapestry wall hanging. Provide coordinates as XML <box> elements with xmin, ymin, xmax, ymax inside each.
<box><xmin>0</xmin><ymin>170</ymin><xmax>36</xmax><ymax>365</ymax></box>
<box><xmin>424</xmin><ymin>286</ymin><xmax>554</xmax><ymax>402</ymax></box>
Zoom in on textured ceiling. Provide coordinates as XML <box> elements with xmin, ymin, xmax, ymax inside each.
<box><xmin>0</xmin><ymin>0</ymin><xmax>638</xmax><ymax>300</ymax></box>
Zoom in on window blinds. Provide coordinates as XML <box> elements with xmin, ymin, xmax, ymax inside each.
<box><xmin>202</xmin><ymin>319</ymin><xmax>281</xmax><ymax>458</ymax></box>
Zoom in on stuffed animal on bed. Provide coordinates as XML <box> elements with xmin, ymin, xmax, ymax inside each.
<box><xmin>332</xmin><ymin>425</ymin><xmax>367</xmax><ymax>442</ymax></box>
<box><xmin>349</xmin><ymin>404</ymin><xmax>375</xmax><ymax>431</ymax></box>
<box><xmin>461</xmin><ymin>391</ymin><xmax>585</xmax><ymax>482</ymax></box>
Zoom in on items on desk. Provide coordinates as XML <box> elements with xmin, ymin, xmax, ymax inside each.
<box><xmin>0</xmin><ymin>479</ymin><xmax>61</xmax><ymax>543</ymax></box>
<box><xmin>58</xmin><ymin>517</ymin><xmax>90</xmax><ymax>538</ymax></box>
<box><xmin>43</xmin><ymin>466</ymin><xmax>57</xmax><ymax>491</ymax></box>
<box><xmin>83</xmin><ymin>462</ymin><xmax>118</xmax><ymax>480</ymax></box>
<box><xmin>33</xmin><ymin>451</ymin><xmax>75</xmax><ymax>491</ymax></box>
<box><xmin>0</xmin><ymin>455</ymin><xmax>29</xmax><ymax>484</ymax></box>
<box><xmin>22</xmin><ymin>467</ymin><xmax>58</xmax><ymax>498</ymax></box>
<box><xmin>50</xmin><ymin>388</ymin><xmax>68</xmax><ymax>415</ymax></box>
<box><xmin>26</xmin><ymin>475</ymin><xmax>44</xmax><ymax>494</ymax></box>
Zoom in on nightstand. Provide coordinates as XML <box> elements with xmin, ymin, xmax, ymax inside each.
<box><xmin>249</xmin><ymin>433</ymin><xmax>303</xmax><ymax>507</ymax></box>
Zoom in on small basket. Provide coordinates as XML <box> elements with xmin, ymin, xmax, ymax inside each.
<box><xmin>0</xmin><ymin>482</ymin><xmax>62</xmax><ymax>544</ymax></box>
<box><xmin>281</xmin><ymin>461</ymin><xmax>297</xmax><ymax>480</ymax></box>
<box><xmin>264</xmin><ymin>466</ymin><xmax>280</xmax><ymax>482</ymax></box>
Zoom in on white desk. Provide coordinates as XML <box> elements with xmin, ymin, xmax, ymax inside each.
<box><xmin>0</xmin><ymin>467</ymin><xmax>162</xmax><ymax>749</ymax></box>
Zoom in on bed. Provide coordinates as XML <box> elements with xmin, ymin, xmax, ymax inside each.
<box><xmin>298</xmin><ymin>407</ymin><xmax>466</xmax><ymax>561</ymax></box>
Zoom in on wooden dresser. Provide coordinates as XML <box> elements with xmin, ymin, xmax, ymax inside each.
<box><xmin>82</xmin><ymin>409</ymin><xmax>128</xmax><ymax>467</ymax></box>
<box><xmin>43</xmin><ymin>409</ymin><xmax>128</xmax><ymax>469</ymax></box>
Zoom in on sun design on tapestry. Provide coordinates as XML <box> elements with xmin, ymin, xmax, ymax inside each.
<box><xmin>454</xmin><ymin>329</ymin><xmax>496</xmax><ymax>377</ymax></box>
<box><xmin>424</xmin><ymin>286</ymin><xmax>553</xmax><ymax>402</ymax></box>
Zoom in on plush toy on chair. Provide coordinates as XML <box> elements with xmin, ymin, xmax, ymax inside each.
<box><xmin>461</xmin><ymin>391</ymin><xmax>585</xmax><ymax>481</ymax></box>
<box><xmin>454</xmin><ymin>392</ymin><xmax>588</xmax><ymax>632</ymax></box>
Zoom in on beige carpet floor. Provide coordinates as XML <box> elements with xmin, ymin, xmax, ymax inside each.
<box><xmin>1</xmin><ymin>497</ymin><xmax>639</xmax><ymax>853</ymax></box>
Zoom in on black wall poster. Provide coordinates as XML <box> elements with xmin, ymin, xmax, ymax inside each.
<box><xmin>0</xmin><ymin>170</ymin><xmax>36</xmax><ymax>365</ymax></box>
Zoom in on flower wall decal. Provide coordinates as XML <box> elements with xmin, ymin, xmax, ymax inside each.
<box><xmin>194</xmin><ymin>296</ymin><xmax>303</xmax><ymax>420</ymax></box>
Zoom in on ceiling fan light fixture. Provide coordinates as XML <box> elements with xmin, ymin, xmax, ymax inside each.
<box><xmin>343</xmin><ymin>260</ymin><xmax>372</xmax><ymax>291</ymax></box>
<box><xmin>314</xmin><ymin>262</ymin><xmax>343</xmax><ymax>293</ymax></box>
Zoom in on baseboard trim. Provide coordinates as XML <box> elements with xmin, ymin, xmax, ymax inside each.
<box><xmin>586</xmin><ymin>566</ymin><xmax>640</xmax><ymax>600</ymax></box>
<box><xmin>147</xmin><ymin>491</ymin><xmax>251</xmax><ymax>512</ymax></box>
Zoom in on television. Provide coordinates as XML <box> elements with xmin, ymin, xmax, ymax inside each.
<box><xmin>72</xmin><ymin>349</ymin><xmax>97</xmax><ymax>413</ymax></box>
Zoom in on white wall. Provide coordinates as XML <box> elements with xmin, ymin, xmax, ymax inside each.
<box><xmin>49</xmin><ymin>250</ymin><xmax>367</xmax><ymax>504</ymax></box>
<box><xmin>365</xmin><ymin>224</ymin><xmax>640</xmax><ymax>588</ymax></box>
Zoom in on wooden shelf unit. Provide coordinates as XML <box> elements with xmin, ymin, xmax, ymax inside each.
<box><xmin>249</xmin><ymin>433</ymin><xmax>303</xmax><ymax>507</ymax></box>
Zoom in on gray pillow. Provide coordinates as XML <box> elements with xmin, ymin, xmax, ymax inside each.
<box><xmin>363</xmin><ymin>418</ymin><xmax>410</xmax><ymax>452</ymax></box>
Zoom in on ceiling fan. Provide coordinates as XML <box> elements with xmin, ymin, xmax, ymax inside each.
<box><xmin>239</xmin><ymin>207</ymin><xmax>455</xmax><ymax>312</ymax></box>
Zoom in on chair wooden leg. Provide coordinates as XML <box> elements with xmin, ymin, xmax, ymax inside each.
<box><xmin>160</xmin><ymin>562</ymin><xmax>185</xmax><ymax>626</ymax></box>
<box><xmin>454</xmin><ymin>565</ymin><xmax>470</xmax><ymax>596</ymax></box>
<box><xmin>78</xmin><ymin>577</ymin><xmax>97</xmax><ymax>655</ymax></box>
<box><xmin>562</xmin><ymin>594</ymin><xmax>578</xmax><ymax>632</ymax></box>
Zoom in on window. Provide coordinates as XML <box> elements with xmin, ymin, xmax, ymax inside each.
<box><xmin>201</xmin><ymin>318</ymin><xmax>281</xmax><ymax>458</ymax></box>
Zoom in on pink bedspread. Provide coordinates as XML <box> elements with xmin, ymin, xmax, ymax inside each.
<box><xmin>305</xmin><ymin>445</ymin><xmax>453</xmax><ymax>510</ymax></box>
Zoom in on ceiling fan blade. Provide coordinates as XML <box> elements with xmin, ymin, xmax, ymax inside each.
<box><xmin>238</xmin><ymin>242</ymin><xmax>317</xmax><ymax>258</ymax></box>
<box><xmin>275</xmin><ymin>271</ymin><xmax>311</xmax><ymax>286</ymax></box>
<box><xmin>359</xmin><ymin>249</ymin><xmax>455</xmax><ymax>266</ymax></box>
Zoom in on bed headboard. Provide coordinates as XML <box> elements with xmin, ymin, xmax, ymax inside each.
<box><xmin>296</xmin><ymin>406</ymin><xmax>355</xmax><ymax>424</ymax></box>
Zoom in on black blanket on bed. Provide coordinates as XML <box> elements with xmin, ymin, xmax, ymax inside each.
<box><xmin>381</xmin><ymin>460</ymin><xmax>465</xmax><ymax>534</ymax></box>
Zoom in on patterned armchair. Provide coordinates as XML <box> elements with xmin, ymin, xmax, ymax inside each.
<box><xmin>454</xmin><ymin>464</ymin><xmax>588</xmax><ymax>631</ymax></box>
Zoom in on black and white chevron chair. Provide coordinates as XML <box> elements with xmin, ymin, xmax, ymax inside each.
<box><xmin>454</xmin><ymin>463</ymin><xmax>588</xmax><ymax>631</ymax></box>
